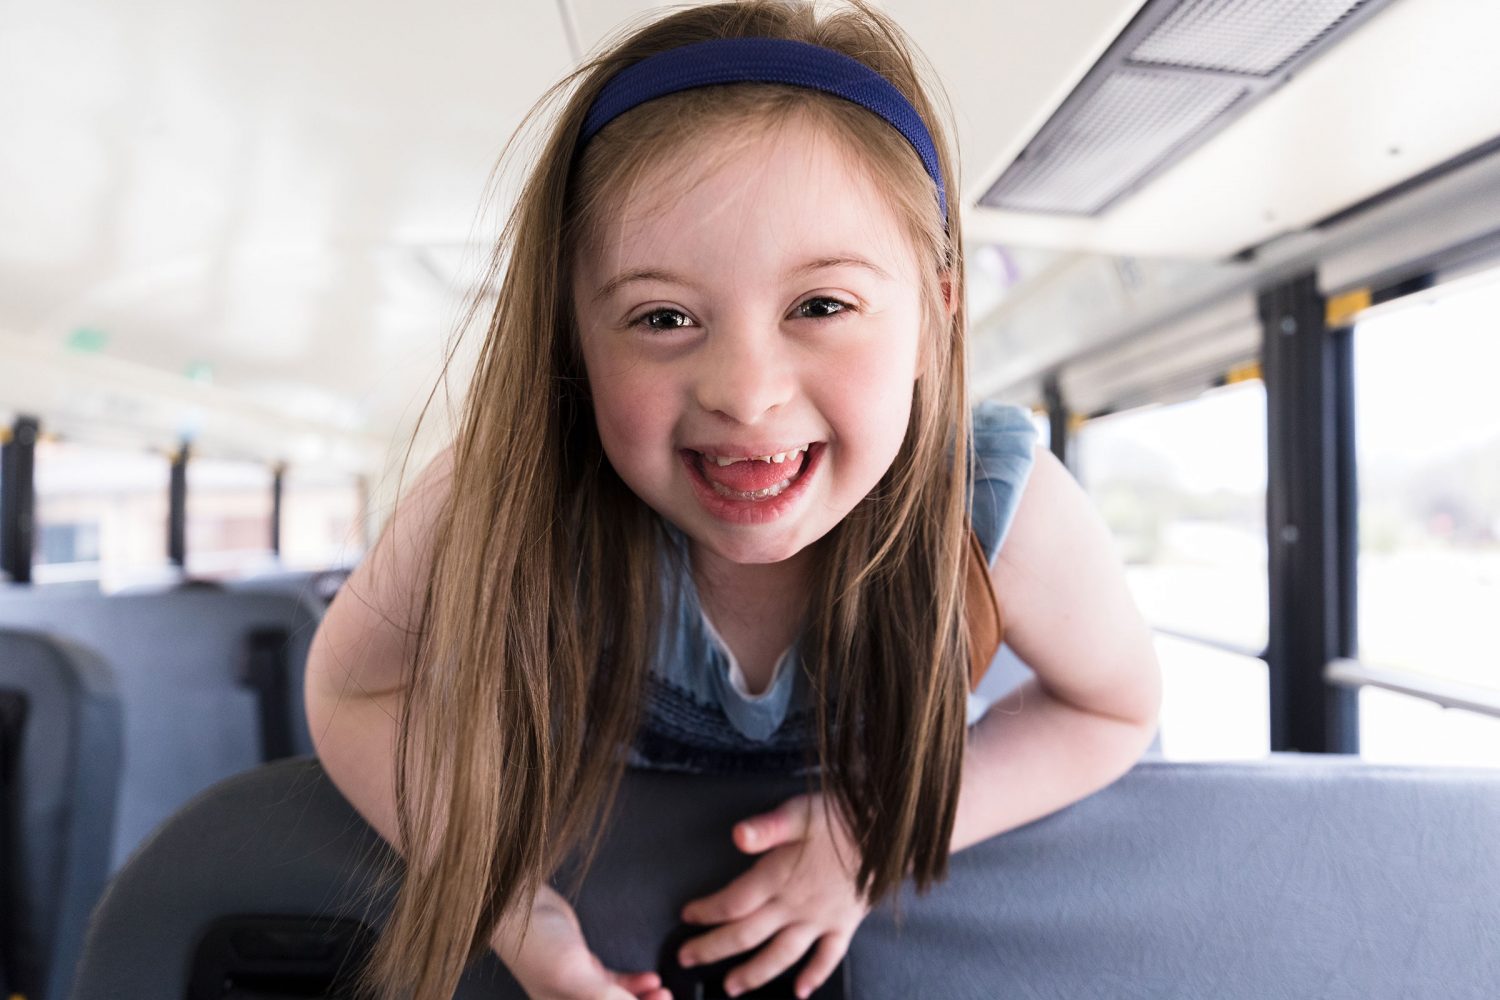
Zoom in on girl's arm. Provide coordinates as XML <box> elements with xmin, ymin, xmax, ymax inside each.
<box><xmin>950</xmin><ymin>447</ymin><xmax>1163</xmax><ymax>854</ymax></box>
<box><xmin>305</xmin><ymin>444</ymin><xmax>455</xmax><ymax>854</ymax></box>
<box><xmin>304</xmin><ymin>448</ymin><xmax>667</xmax><ymax>999</ymax></box>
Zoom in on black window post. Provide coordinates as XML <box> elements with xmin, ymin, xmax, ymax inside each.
<box><xmin>1043</xmin><ymin>375</ymin><xmax>1071</xmax><ymax>470</ymax></box>
<box><xmin>1259</xmin><ymin>272</ymin><xmax>1359</xmax><ymax>753</ymax></box>
<box><xmin>270</xmin><ymin>463</ymin><xmax>284</xmax><ymax>558</ymax></box>
<box><xmin>0</xmin><ymin>416</ymin><xmax>39</xmax><ymax>585</ymax></box>
<box><xmin>168</xmin><ymin>443</ymin><xmax>189</xmax><ymax>569</ymax></box>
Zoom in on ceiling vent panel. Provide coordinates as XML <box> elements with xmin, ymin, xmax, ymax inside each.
<box><xmin>980</xmin><ymin>0</ymin><xmax>1396</xmax><ymax>216</ymax></box>
<box><xmin>1131</xmin><ymin>0</ymin><xmax>1378</xmax><ymax>77</ymax></box>
<box><xmin>983</xmin><ymin>71</ymin><xmax>1248</xmax><ymax>216</ymax></box>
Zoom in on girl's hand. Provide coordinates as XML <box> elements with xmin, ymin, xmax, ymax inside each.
<box><xmin>677</xmin><ymin>793</ymin><xmax>870</xmax><ymax>999</ymax></box>
<box><xmin>495</xmin><ymin>884</ymin><xmax>671</xmax><ymax>1000</ymax></box>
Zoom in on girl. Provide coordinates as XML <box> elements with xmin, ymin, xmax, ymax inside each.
<box><xmin>304</xmin><ymin>2</ymin><xmax>1161</xmax><ymax>999</ymax></box>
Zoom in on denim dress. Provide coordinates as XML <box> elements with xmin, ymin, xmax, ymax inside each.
<box><xmin>627</xmin><ymin>401</ymin><xmax>1040</xmax><ymax>775</ymax></box>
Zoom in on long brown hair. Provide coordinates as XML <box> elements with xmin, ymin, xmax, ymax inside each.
<box><xmin>363</xmin><ymin>2</ymin><xmax>973</xmax><ymax>995</ymax></box>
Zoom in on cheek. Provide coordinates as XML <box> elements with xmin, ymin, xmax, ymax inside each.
<box><xmin>580</xmin><ymin>342</ymin><xmax>676</xmax><ymax>477</ymax></box>
<box><xmin>850</xmin><ymin>360</ymin><xmax>918</xmax><ymax>469</ymax></box>
<box><xmin>826</xmin><ymin>317</ymin><xmax>922</xmax><ymax>423</ymax></box>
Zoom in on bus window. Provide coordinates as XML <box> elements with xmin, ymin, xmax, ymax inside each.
<box><xmin>1031</xmin><ymin>408</ymin><xmax>1050</xmax><ymax>452</ymax></box>
<box><xmin>279</xmin><ymin>469</ymin><xmax>366</xmax><ymax>570</ymax></box>
<box><xmin>186</xmin><ymin>458</ymin><xmax>276</xmax><ymax>579</ymax></box>
<box><xmin>1076</xmin><ymin>380</ymin><xmax>1269</xmax><ymax>760</ymax></box>
<box><xmin>1353</xmin><ymin>269</ymin><xmax>1500</xmax><ymax>768</ymax></box>
<box><xmin>33</xmin><ymin>440</ymin><xmax>172</xmax><ymax>589</ymax></box>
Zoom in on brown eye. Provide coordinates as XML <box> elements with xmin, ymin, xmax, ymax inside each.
<box><xmin>795</xmin><ymin>297</ymin><xmax>852</xmax><ymax>320</ymax></box>
<box><xmin>631</xmin><ymin>308</ymin><xmax>694</xmax><ymax>331</ymax></box>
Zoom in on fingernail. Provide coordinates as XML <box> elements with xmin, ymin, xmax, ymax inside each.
<box><xmin>741</xmin><ymin>824</ymin><xmax>757</xmax><ymax>843</ymax></box>
<box><xmin>678</xmin><ymin>950</ymin><xmax>694</xmax><ymax>968</ymax></box>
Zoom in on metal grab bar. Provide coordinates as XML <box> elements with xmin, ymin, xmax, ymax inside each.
<box><xmin>1324</xmin><ymin>658</ymin><xmax>1500</xmax><ymax>719</ymax></box>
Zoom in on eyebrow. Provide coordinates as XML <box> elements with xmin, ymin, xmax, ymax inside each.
<box><xmin>592</xmin><ymin>254</ymin><xmax>893</xmax><ymax>304</ymax></box>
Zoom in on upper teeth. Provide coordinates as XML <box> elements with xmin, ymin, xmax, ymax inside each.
<box><xmin>707</xmin><ymin>446</ymin><xmax>808</xmax><ymax>467</ymax></box>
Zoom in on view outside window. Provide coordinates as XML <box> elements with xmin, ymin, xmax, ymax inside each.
<box><xmin>279</xmin><ymin>469</ymin><xmax>366</xmax><ymax>570</ymax></box>
<box><xmin>1075</xmin><ymin>380</ymin><xmax>1269</xmax><ymax>760</ymax></box>
<box><xmin>1153</xmin><ymin>634</ymin><xmax>1270</xmax><ymax>760</ymax></box>
<box><xmin>185</xmin><ymin>457</ymin><xmax>275</xmax><ymax>579</ymax></box>
<box><xmin>1030</xmin><ymin>407</ymin><xmax>1051</xmax><ymax>452</ymax></box>
<box><xmin>32</xmin><ymin>440</ymin><xmax>173</xmax><ymax>589</ymax></box>
<box><xmin>1354</xmin><ymin>271</ymin><xmax>1500</xmax><ymax>767</ymax></box>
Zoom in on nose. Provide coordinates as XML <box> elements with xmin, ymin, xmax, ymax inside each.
<box><xmin>691</xmin><ymin>320</ymin><xmax>795</xmax><ymax>425</ymax></box>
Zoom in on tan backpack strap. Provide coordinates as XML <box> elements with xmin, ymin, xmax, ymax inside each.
<box><xmin>964</xmin><ymin>526</ymin><xmax>1004</xmax><ymax>693</ymax></box>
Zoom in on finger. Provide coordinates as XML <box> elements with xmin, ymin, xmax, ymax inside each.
<box><xmin>619</xmin><ymin>985</ymin><xmax>671</xmax><ymax>1000</ymax></box>
<box><xmin>723</xmin><ymin>923</ymin><xmax>820</xmax><ymax>997</ymax></box>
<box><xmin>610</xmin><ymin>970</ymin><xmax>662</xmax><ymax>993</ymax></box>
<box><xmin>682</xmin><ymin>857</ymin><xmax>786</xmax><ymax>924</ymax></box>
<box><xmin>735</xmin><ymin>795</ymin><xmax>812</xmax><ymax>853</ymax></box>
<box><xmin>678</xmin><ymin>904</ymin><xmax>783</xmax><ymax>967</ymax></box>
<box><xmin>794</xmin><ymin>932</ymin><xmax>851</xmax><ymax>999</ymax></box>
<box><xmin>603</xmin><ymin>970</ymin><xmax>669</xmax><ymax>1000</ymax></box>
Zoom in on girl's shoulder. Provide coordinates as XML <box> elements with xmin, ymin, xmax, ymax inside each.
<box><xmin>968</xmin><ymin>400</ymin><xmax>1041</xmax><ymax>565</ymax></box>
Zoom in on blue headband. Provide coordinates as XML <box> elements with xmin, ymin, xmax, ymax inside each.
<box><xmin>578</xmin><ymin>37</ymin><xmax>948</xmax><ymax>221</ymax></box>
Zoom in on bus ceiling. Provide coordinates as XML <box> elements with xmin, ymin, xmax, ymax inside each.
<box><xmin>3</xmin><ymin>0</ymin><xmax>1500</xmax><ymax>464</ymax></box>
<box><xmin>966</xmin><ymin>0</ymin><xmax>1500</xmax><ymax>260</ymax></box>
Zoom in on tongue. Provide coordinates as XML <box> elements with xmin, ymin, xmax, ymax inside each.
<box><xmin>700</xmin><ymin>451</ymin><xmax>806</xmax><ymax>493</ymax></box>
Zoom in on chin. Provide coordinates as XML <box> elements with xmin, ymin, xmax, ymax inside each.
<box><xmin>693</xmin><ymin>524</ymin><xmax>814</xmax><ymax>566</ymax></box>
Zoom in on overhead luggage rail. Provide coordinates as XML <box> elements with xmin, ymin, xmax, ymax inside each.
<box><xmin>72</xmin><ymin>754</ymin><xmax>1500</xmax><ymax>1000</ymax></box>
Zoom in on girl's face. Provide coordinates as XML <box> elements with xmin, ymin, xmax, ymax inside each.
<box><xmin>572</xmin><ymin>115</ymin><xmax>929</xmax><ymax>567</ymax></box>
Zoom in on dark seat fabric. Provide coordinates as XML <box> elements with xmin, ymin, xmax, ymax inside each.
<box><xmin>0</xmin><ymin>628</ymin><xmax>121</xmax><ymax>1000</ymax></box>
<box><xmin>71</xmin><ymin>757</ymin><xmax>513</xmax><ymax>1000</ymax></box>
<box><xmin>73</xmin><ymin>753</ymin><xmax>1500</xmax><ymax>999</ymax></box>
<box><xmin>0</xmin><ymin>588</ymin><xmax>319</xmax><ymax>870</ymax></box>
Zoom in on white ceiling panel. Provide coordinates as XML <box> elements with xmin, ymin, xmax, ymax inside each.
<box><xmin>968</xmin><ymin>0</ymin><xmax>1500</xmax><ymax>258</ymax></box>
<box><xmin>5</xmin><ymin>0</ymin><xmax>1495</xmax><ymax>471</ymax></box>
<box><xmin>0</xmin><ymin>0</ymin><xmax>574</xmax><ymax>461</ymax></box>
<box><xmin>1</xmin><ymin>0</ymin><xmax>1148</xmax><ymax>464</ymax></box>
<box><xmin>879</xmin><ymin>0</ymin><xmax>1149</xmax><ymax>206</ymax></box>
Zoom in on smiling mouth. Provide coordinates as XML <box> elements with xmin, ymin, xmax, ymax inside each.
<box><xmin>682</xmin><ymin>444</ymin><xmax>822</xmax><ymax>501</ymax></box>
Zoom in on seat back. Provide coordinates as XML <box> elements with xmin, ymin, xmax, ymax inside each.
<box><xmin>72</xmin><ymin>752</ymin><xmax>1500</xmax><ymax>999</ymax></box>
<box><xmin>228</xmin><ymin>567</ymin><xmax>352</xmax><ymax>610</ymax></box>
<box><xmin>0</xmin><ymin>628</ymin><xmax>121</xmax><ymax>1000</ymax></box>
<box><xmin>0</xmin><ymin>588</ymin><xmax>318</xmax><ymax>869</ymax></box>
<box><xmin>72</xmin><ymin>757</ymin><xmax>513</xmax><ymax>1000</ymax></box>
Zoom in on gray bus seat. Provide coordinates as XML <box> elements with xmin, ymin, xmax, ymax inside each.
<box><xmin>227</xmin><ymin>566</ymin><xmax>353</xmax><ymax>610</ymax></box>
<box><xmin>0</xmin><ymin>628</ymin><xmax>121</xmax><ymax>1000</ymax></box>
<box><xmin>72</xmin><ymin>753</ymin><xmax>1500</xmax><ymax>999</ymax></box>
<box><xmin>0</xmin><ymin>589</ymin><xmax>318</xmax><ymax>870</ymax></box>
